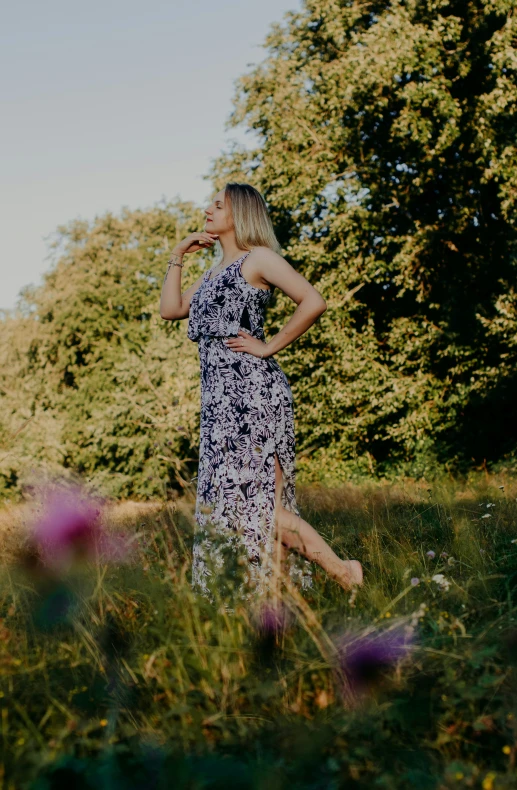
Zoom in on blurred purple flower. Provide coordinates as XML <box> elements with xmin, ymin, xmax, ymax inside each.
<box><xmin>251</xmin><ymin>600</ymin><xmax>294</xmax><ymax>637</ymax></box>
<box><xmin>426</xmin><ymin>550</ymin><xmax>436</xmax><ymax>559</ymax></box>
<box><xmin>440</xmin><ymin>552</ymin><xmax>448</xmax><ymax>559</ymax></box>
<box><xmin>335</xmin><ymin>626</ymin><xmax>414</xmax><ymax>694</ymax></box>
<box><xmin>410</xmin><ymin>577</ymin><xmax>420</xmax><ymax>586</ymax></box>
<box><xmin>30</xmin><ymin>484</ymin><xmax>129</xmax><ymax>569</ymax></box>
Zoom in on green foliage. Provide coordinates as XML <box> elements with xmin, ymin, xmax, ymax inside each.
<box><xmin>0</xmin><ymin>201</ymin><xmax>209</xmax><ymax>500</ymax></box>
<box><xmin>2</xmin><ymin>0</ymin><xmax>517</xmax><ymax>497</ymax></box>
<box><xmin>209</xmin><ymin>0</ymin><xmax>517</xmax><ymax>482</ymax></box>
<box><xmin>1</xmin><ymin>479</ymin><xmax>517</xmax><ymax>787</ymax></box>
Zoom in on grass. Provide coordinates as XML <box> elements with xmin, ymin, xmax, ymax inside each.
<box><xmin>0</xmin><ymin>474</ymin><xmax>516</xmax><ymax>789</ymax></box>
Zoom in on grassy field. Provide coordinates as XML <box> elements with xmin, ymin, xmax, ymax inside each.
<box><xmin>0</xmin><ymin>474</ymin><xmax>516</xmax><ymax>789</ymax></box>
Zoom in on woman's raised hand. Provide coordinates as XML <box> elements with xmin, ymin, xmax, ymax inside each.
<box><xmin>173</xmin><ymin>232</ymin><xmax>219</xmax><ymax>256</ymax></box>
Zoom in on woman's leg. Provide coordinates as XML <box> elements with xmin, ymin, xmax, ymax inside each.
<box><xmin>273</xmin><ymin>454</ymin><xmax>363</xmax><ymax>591</ymax></box>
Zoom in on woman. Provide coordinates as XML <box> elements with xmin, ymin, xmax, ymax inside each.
<box><xmin>160</xmin><ymin>182</ymin><xmax>363</xmax><ymax>601</ymax></box>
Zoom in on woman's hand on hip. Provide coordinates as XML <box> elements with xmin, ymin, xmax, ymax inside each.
<box><xmin>224</xmin><ymin>330</ymin><xmax>269</xmax><ymax>358</ymax></box>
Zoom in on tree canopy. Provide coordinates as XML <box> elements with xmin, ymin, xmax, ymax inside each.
<box><xmin>1</xmin><ymin>0</ymin><xmax>516</xmax><ymax>500</ymax></box>
<box><xmin>0</xmin><ymin>202</ymin><xmax>206</xmax><ymax>500</ymax></box>
<box><xmin>210</xmin><ymin>0</ymin><xmax>517</xmax><ymax>479</ymax></box>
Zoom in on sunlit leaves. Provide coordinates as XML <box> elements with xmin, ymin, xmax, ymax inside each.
<box><xmin>210</xmin><ymin>0</ymin><xmax>517</xmax><ymax>480</ymax></box>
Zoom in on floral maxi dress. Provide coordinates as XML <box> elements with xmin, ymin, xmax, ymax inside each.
<box><xmin>187</xmin><ymin>251</ymin><xmax>313</xmax><ymax>600</ymax></box>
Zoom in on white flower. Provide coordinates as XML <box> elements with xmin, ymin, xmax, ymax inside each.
<box><xmin>431</xmin><ymin>573</ymin><xmax>451</xmax><ymax>592</ymax></box>
<box><xmin>486</xmin><ymin>503</ymin><xmax>495</xmax><ymax>508</ymax></box>
<box><xmin>480</xmin><ymin>513</ymin><xmax>492</xmax><ymax>519</ymax></box>
<box><xmin>409</xmin><ymin>602</ymin><xmax>427</xmax><ymax>627</ymax></box>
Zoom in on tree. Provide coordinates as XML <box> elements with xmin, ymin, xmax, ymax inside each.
<box><xmin>209</xmin><ymin>0</ymin><xmax>517</xmax><ymax>480</ymax></box>
<box><xmin>0</xmin><ymin>201</ymin><xmax>207</xmax><ymax>500</ymax></box>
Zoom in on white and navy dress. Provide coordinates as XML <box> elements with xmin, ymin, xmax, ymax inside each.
<box><xmin>187</xmin><ymin>250</ymin><xmax>313</xmax><ymax>600</ymax></box>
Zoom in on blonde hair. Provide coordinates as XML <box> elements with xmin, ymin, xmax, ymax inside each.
<box><xmin>213</xmin><ymin>183</ymin><xmax>282</xmax><ymax>262</ymax></box>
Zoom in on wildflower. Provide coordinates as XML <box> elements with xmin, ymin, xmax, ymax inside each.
<box><xmin>251</xmin><ymin>600</ymin><xmax>294</xmax><ymax>637</ymax></box>
<box><xmin>426</xmin><ymin>550</ymin><xmax>436</xmax><ymax>559</ymax></box>
<box><xmin>502</xmin><ymin>745</ymin><xmax>511</xmax><ymax>755</ymax></box>
<box><xmin>511</xmin><ymin>539</ymin><xmax>517</xmax><ymax>544</ymax></box>
<box><xmin>440</xmin><ymin>552</ymin><xmax>448</xmax><ymax>559</ymax></box>
<box><xmin>481</xmin><ymin>513</ymin><xmax>492</xmax><ymax>519</ymax></box>
<box><xmin>431</xmin><ymin>573</ymin><xmax>451</xmax><ymax>592</ymax></box>
<box><xmin>335</xmin><ymin>626</ymin><xmax>414</xmax><ymax>695</ymax></box>
<box><xmin>410</xmin><ymin>577</ymin><xmax>420</xmax><ymax>586</ymax></box>
<box><xmin>250</xmin><ymin>600</ymin><xmax>294</xmax><ymax>666</ymax></box>
<box><xmin>482</xmin><ymin>772</ymin><xmax>496</xmax><ymax>790</ymax></box>
<box><xmin>29</xmin><ymin>483</ymin><xmax>129</xmax><ymax>570</ymax></box>
<box><xmin>499</xmin><ymin>485</ymin><xmax>505</xmax><ymax>491</ymax></box>
<box><xmin>486</xmin><ymin>503</ymin><xmax>495</xmax><ymax>508</ymax></box>
<box><xmin>409</xmin><ymin>603</ymin><xmax>426</xmax><ymax>627</ymax></box>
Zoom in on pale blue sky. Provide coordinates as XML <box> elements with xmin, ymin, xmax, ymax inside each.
<box><xmin>1</xmin><ymin>0</ymin><xmax>299</xmax><ymax>313</ymax></box>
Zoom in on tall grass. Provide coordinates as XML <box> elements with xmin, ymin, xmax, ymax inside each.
<box><xmin>1</xmin><ymin>474</ymin><xmax>516</xmax><ymax>788</ymax></box>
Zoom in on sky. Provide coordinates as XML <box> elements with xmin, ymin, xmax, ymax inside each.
<box><xmin>0</xmin><ymin>0</ymin><xmax>299</xmax><ymax>313</ymax></box>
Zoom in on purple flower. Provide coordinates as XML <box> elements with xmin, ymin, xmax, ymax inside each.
<box><xmin>426</xmin><ymin>550</ymin><xmax>436</xmax><ymax>559</ymax></box>
<box><xmin>30</xmin><ymin>484</ymin><xmax>129</xmax><ymax>570</ymax></box>
<box><xmin>335</xmin><ymin>627</ymin><xmax>413</xmax><ymax>694</ymax></box>
<box><xmin>440</xmin><ymin>552</ymin><xmax>448</xmax><ymax>559</ymax></box>
<box><xmin>410</xmin><ymin>577</ymin><xmax>420</xmax><ymax>586</ymax></box>
<box><xmin>251</xmin><ymin>600</ymin><xmax>294</xmax><ymax>637</ymax></box>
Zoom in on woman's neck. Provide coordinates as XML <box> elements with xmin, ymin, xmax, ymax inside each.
<box><xmin>218</xmin><ymin>234</ymin><xmax>248</xmax><ymax>266</ymax></box>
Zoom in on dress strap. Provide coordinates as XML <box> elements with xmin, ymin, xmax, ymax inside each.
<box><xmin>238</xmin><ymin>249</ymin><xmax>253</xmax><ymax>268</ymax></box>
<box><xmin>206</xmin><ymin>249</ymin><xmax>254</xmax><ymax>282</ymax></box>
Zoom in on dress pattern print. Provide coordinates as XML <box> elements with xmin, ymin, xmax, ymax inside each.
<box><xmin>187</xmin><ymin>251</ymin><xmax>313</xmax><ymax>601</ymax></box>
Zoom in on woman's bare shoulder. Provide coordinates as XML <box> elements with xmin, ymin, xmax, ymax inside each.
<box><xmin>247</xmin><ymin>246</ymin><xmax>318</xmax><ymax>303</ymax></box>
<box><xmin>250</xmin><ymin>245</ymin><xmax>285</xmax><ymax>261</ymax></box>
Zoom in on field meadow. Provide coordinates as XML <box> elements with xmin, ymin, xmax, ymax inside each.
<box><xmin>0</xmin><ymin>473</ymin><xmax>516</xmax><ymax>789</ymax></box>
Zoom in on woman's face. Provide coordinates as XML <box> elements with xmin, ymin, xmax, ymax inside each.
<box><xmin>204</xmin><ymin>190</ymin><xmax>233</xmax><ymax>235</ymax></box>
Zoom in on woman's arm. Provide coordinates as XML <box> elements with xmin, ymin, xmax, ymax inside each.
<box><xmin>160</xmin><ymin>232</ymin><xmax>217</xmax><ymax>320</ymax></box>
<box><xmin>160</xmin><ymin>256</ymin><xmax>205</xmax><ymax>321</ymax></box>
<box><xmin>248</xmin><ymin>247</ymin><xmax>327</xmax><ymax>357</ymax></box>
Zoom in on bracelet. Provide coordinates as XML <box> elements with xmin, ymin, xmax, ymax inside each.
<box><xmin>167</xmin><ymin>252</ymin><xmax>184</xmax><ymax>267</ymax></box>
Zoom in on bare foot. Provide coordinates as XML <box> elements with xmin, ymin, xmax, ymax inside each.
<box><xmin>331</xmin><ymin>559</ymin><xmax>363</xmax><ymax>591</ymax></box>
